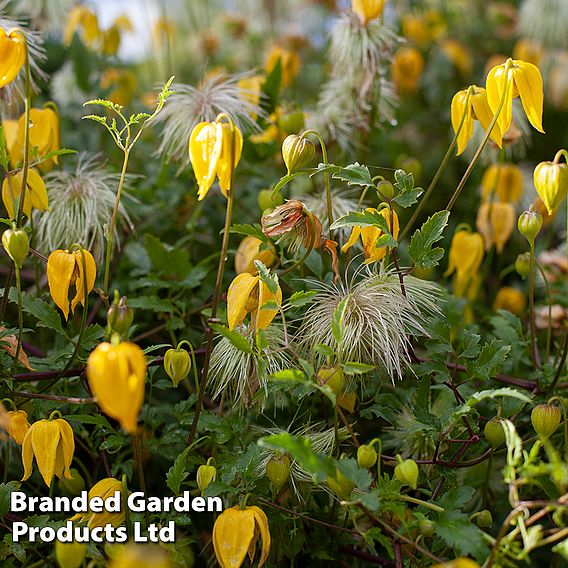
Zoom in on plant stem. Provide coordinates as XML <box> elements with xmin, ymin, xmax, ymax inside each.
<box><xmin>399</xmin><ymin>494</ymin><xmax>444</xmax><ymax>512</ymax></box>
<box><xmin>549</xmin><ymin>333</ymin><xmax>568</xmax><ymax>393</ymax></box>
<box><xmin>11</xmin><ymin>266</ymin><xmax>23</xmax><ymax>374</ymax></box>
<box><xmin>529</xmin><ymin>242</ymin><xmax>540</xmax><ymax>369</ymax></box>
<box><xmin>536</xmin><ymin>261</ymin><xmax>552</xmax><ymax>361</ymax></box>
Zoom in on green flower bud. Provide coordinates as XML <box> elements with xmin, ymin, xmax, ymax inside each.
<box><xmin>419</xmin><ymin>518</ymin><xmax>436</xmax><ymax>538</ymax></box>
<box><xmin>266</xmin><ymin>454</ymin><xmax>291</xmax><ymax>492</ymax></box>
<box><xmin>55</xmin><ymin>540</ymin><xmax>86</xmax><ymax>568</ymax></box>
<box><xmin>57</xmin><ymin>468</ymin><xmax>86</xmax><ymax>496</ymax></box>
<box><xmin>517</xmin><ymin>206</ymin><xmax>543</xmax><ymax>244</ymax></box>
<box><xmin>258</xmin><ymin>188</ymin><xmax>284</xmax><ymax>211</ymax></box>
<box><xmin>326</xmin><ymin>468</ymin><xmax>355</xmax><ymax>500</ymax></box>
<box><xmin>164</xmin><ymin>348</ymin><xmax>191</xmax><ymax>387</ymax></box>
<box><xmin>357</xmin><ymin>444</ymin><xmax>378</xmax><ymax>469</ymax></box>
<box><xmin>394</xmin><ymin>457</ymin><xmax>419</xmax><ymax>490</ymax></box>
<box><xmin>474</xmin><ymin>509</ymin><xmax>493</xmax><ymax>528</ymax></box>
<box><xmin>282</xmin><ymin>134</ymin><xmax>315</xmax><ymax>175</ymax></box>
<box><xmin>484</xmin><ymin>417</ymin><xmax>506</xmax><ymax>449</ymax></box>
<box><xmin>196</xmin><ymin>463</ymin><xmax>217</xmax><ymax>496</ymax></box>
<box><xmin>278</xmin><ymin>110</ymin><xmax>305</xmax><ymax>134</ymax></box>
<box><xmin>515</xmin><ymin>252</ymin><xmax>531</xmax><ymax>279</ymax></box>
<box><xmin>107</xmin><ymin>295</ymin><xmax>134</xmax><ymax>337</ymax></box>
<box><xmin>316</xmin><ymin>365</ymin><xmax>344</xmax><ymax>396</ymax></box>
<box><xmin>531</xmin><ymin>403</ymin><xmax>561</xmax><ymax>442</ymax></box>
<box><xmin>377</xmin><ymin>180</ymin><xmax>395</xmax><ymax>199</ymax></box>
<box><xmin>2</xmin><ymin>228</ymin><xmax>29</xmax><ymax>268</ymax></box>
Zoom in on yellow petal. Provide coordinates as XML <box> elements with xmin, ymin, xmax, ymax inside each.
<box><xmin>227</xmin><ymin>273</ymin><xmax>259</xmax><ymax>330</ymax></box>
<box><xmin>26</xmin><ymin>168</ymin><xmax>49</xmax><ymax>212</ymax></box>
<box><xmin>491</xmin><ymin>202</ymin><xmax>515</xmax><ymax>254</ymax></box>
<box><xmin>0</xmin><ymin>30</ymin><xmax>26</xmax><ymax>88</ymax></box>
<box><xmin>470</xmin><ymin>87</ymin><xmax>502</xmax><ymax>148</ymax></box>
<box><xmin>188</xmin><ymin>122</ymin><xmax>223</xmax><ymax>201</ymax></box>
<box><xmin>213</xmin><ymin>507</ymin><xmax>256</xmax><ymax>568</ymax></box>
<box><xmin>217</xmin><ymin>123</ymin><xmax>243</xmax><ymax>196</ymax></box>
<box><xmin>31</xmin><ymin>419</ymin><xmax>60</xmax><ymax>487</ymax></box>
<box><xmin>450</xmin><ymin>90</ymin><xmax>474</xmax><ymax>155</ymax></box>
<box><xmin>21</xmin><ymin>427</ymin><xmax>34</xmax><ymax>481</ymax></box>
<box><xmin>250</xmin><ymin>506</ymin><xmax>271</xmax><ymax>567</ymax></box>
<box><xmin>2</xmin><ymin>175</ymin><xmax>17</xmax><ymax>219</ymax></box>
<box><xmin>340</xmin><ymin>226</ymin><xmax>361</xmax><ymax>253</ymax></box>
<box><xmin>486</xmin><ymin>63</ymin><xmax>514</xmax><ymax>138</ymax></box>
<box><xmin>55</xmin><ymin>419</ymin><xmax>75</xmax><ymax>479</ymax></box>
<box><xmin>512</xmin><ymin>60</ymin><xmax>544</xmax><ymax>133</ymax></box>
<box><xmin>70</xmin><ymin>249</ymin><xmax>97</xmax><ymax>314</ymax></box>
<box><xmin>534</xmin><ymin>161</ymin><xmax>568</xmax><ymax>214</ymax></box>
<box><xmin>254</xmin><ymin>281</ymin><xmax>282</xmax><ymax>331</ymax></box>
<box><xmin>47</xmin><ymin>250</ymin><xmax>76</xmax><ymax>319</ymax></box>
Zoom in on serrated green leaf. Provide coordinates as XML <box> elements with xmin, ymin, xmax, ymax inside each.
<box><xmin>255</xmin><ymin>260</ymin><xmax>279</xmax><ymax>294</ymax></box>
<box><xmin>229</xmin><ymin>223</ymin><xmax>270</xmax><ymax>243</ymax></box>
<box><xmin>210</xmin><ymin>324</ymin><xmax>253</xmax><ymax>354</ymax></box>
<box><xmin>9</xmin><ymin>289</ymin><xmax>65</xmax><ymax>336</ymax></box>
<box><xmin>331</xmin><ymin>163</ymin><xmax>374</xmax><ymax>187</ymax></box>
<box><xmin>408</xmin><ymin>210</ymin><xmax>450</xmax><ymax>269</ymax></box>
<box><xmin>343</xmin><ymin>362</ymin><xmax>375</xmax><ymax>375</ymax></box>
<box><xmin>166</xmin><ymin>447</ymin><xmax>192</xmax><ymax>495</ymax></box>
<box><xmin>288</xmin><ymin>290</ymin><xmax>317</xmax><ymax>308</ymax></box>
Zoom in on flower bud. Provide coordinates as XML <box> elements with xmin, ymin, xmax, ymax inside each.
<box><xmin>316</xmin><ymin>365</ymin><xmax>344</xmax><ymax>396</ymax></box>
<box><xmin>474</xmin><ymin>509</ymin><xmax>493</xmax><ymax>528</ymax></box>
<box><xmin>484</xmin><ymin>417</ymin><xmax>506</xmax><ymax>449</ymax></box>
<box><xmin>377</xmin><ymin>180</ymin><xmax>394</xmax><ymax>199</ymax></box>
<box><xmin>281</xmin><ymin>134</ymin><xmax>315</xmax><ymax>175</ymax></box>
<box><xmin>327</xmin><ymin>468</ymin><xmax>355</xmax><ymax>499</ymax></box>
<box><xmin>266</xmin><ymin>454</ymin><xmax>290</xmax><ymax>492</ymax></box>
<box><xmin>419</xmin><ymin>519</ymin><xmax>435</xmax><ymax>538</ymax></box>
<box><xmin>394</xmin><ymin>457</ymin><xmax>419</xmax><ymax>489</ymax></box>
<box><xmin>531</xmin><ymin>403</ymin><xmax>561</xmax><ymax>442</ymax></box>
<box><xmin>257</xmin><ymin>188</ymin><xmax>284</xmax><ymax>212</ymax></box>
<box><xmin>533</xmin><ymin>160</ymin><xmax>568</xmax><ymax>214</ymax></box>
<box><xmin>357</xmin><ymin>444</ymin><xmax>378</xmax><ymax>469</ymax></box>
<box><xmin>164</xmin><ymin>348</ymin><xmax>191</xmax><ymax>387</ymax></box>
<box><xmin>2</xmin><ymin>228</ymin><xmax>29</xmax><ymax>268</ymax></box>
<box><xmin>58</xmin><ymin>468</ymin><xmax>86</xmax><ymax>495</ymax></box>
<box><xmin>515</xmin><ymin>252</ymin><xmax>531</xmax><ymax>279</ymax></box>
<box><xmin>517</xmin><ymin>206</ymin><xmax>543</xmax><ymax>244</ymax></box>
<box><xmin>55</xmin><ymin>540</ymin><xmax>87</xmax><ymax>568</ymax></box>
<box><xmin>107</xmin><ymin>295</ymin><xmax>134</xmax><ymax>337</ymax></box>
<box><xmin>6</xmin><ymin>409</ymin><xmax>30</xmax><ymax>445</ymax></box>
<box><xmin>196</xmin><ymin>463</ymin><xmax>217</xmax><ymax>496</ymax></box>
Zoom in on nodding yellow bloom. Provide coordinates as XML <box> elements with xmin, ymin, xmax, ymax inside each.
<box><xmin>86</xmin><ymin>342</ymin><xmax>147</xmax><ymax>433</ymax></box>
<box><xmin>401</xmin><ymin>15</ymin><xmax>430</xmax><ymax>46</ymax></box>
<box><xmin>352</xmin><ymin>0</ymin><xmax>385</xmax><ymax>24</ymax></box>
<box><xmin>101</xmin><ymin>26</ymin><xmax>120</xmax><ymax>56</ymax></box>
<box><xmin>188</xmin><ymin>119</ymin><xmax>243</xmax><ymax>201</ymax></box>
<box><xmin>6</xmin><ymin>409</ymin><xmax>30</xmax><ymax>445</ymax></box>
<box><xmin>341</xmin><ymin>206</ymin><xmax>399</xmax><ymax>264</ymax></box>
<box><xmin>392</xmin><ymin>47</ymin><xmax>425</xmax><ymax>94</ymax></box>
<box><xmin>476</xmin><ymin>202</ymin><xmax>516</xmax><ymax>254</ymax></box>
<box><xmin>64</xmin><ymin>5</ymin><xmax>101</xmax><ymax>47</ymax></box>
<box><xmin>235</xmin><ymin>236</ymin><xmax>276</xmax><ymax>275</ymax></box>
<box><xmin>451</xmin><ymin>86</ymin><xmax>502</xmax><ymax>155</ymax></box>
<box><xmin>71</xmin><ymin>478</ymin><xmax>125</xmax><ymax>528</ymax></box>
<box><xmin>227</xmin><ymin>273</ymin><xmax>282</xmax><ymax>331</ymax></box>
<box><xmin>0</xmin><ymin>29</ymin><xmax>26</xmax><ymax>88</ymax></box>
<box><xmin>441</xmin><ymin>39</ymin><xmax>472</xmax><ymax>76</ymax></box>
<box><xmin>47</xmin><ymin>248</ymin><xmax>96</xmax><ymax>320</ymax></box>
<box><xmin>2</xmin><ymin>168</ymin><xmax>49</xmax><ymax>219</ymax></box>
<box><xmin>494</xmin><ymin>286</ymin><xmax>526</xmax><ymax>316</ymax></box>
<box><xmin>11</xmin><ymin>107</ymin><xmax>61</xmax><ymax>170</ymax></box>
<box><xmin>444</xmin><ymin>228</ymin><xmax>484</xmax><ymax>296</ymax></box>
<box><xmin>486</xmin><ymin>58</ymin><xmax>544</xmax><ymax>137</ymax></box>
<box><xmin>481</xmin><ymin>163</ymin><xmax>523</xmax><ymax>203</ymax></box>
<box><xmin>533</xmin><ymin>158</ymin><xmax>568</xmax><ymax>214</ymax></box>
<box><xmin>264</xmin><ymin>46</ymin><xmax>300</xmax><ymax>88</ymax></box>
<box><xmin>107</xmin><ymin>545</ymin><xmax>170</xmax><ymax>568</ymax></box>
<box><xmin>213</xmin><ymin>505</ymin><xmax>271</xmax><ymax>568</ymax></box>
<box><xmin>21</xmin><ymin>414</ymin><xmax>75</xmax><ymax>487</ymax></box>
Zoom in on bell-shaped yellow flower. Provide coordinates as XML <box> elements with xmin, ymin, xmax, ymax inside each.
<box><xmin>494</xmin><ymin>286</ymin><xmax>526</xmax><ymax>316</ymax></box>
<box><xmin>476</xmin><ymin>202</ymin><xmax>515</xmax><ymax>254</ymax></box>
<box><xmin>213</xmin><ymin>505</ymin><xmax>271</xmax><ymax>568</ymax></box>
<box><xmin>71</xmin><ymin>478</ymin><xmax>125</xmax><ymax>528</ymax></box>
<box><xmin>47</xmin><ymin>248</ymin><xmax>96</xmax><ymax>320</ymax></box>
<box><xmin>441</xmin><ymin>39</ymin><xmax>472</xmax><ymax>76</ymax></box>
<box><xmin>481</xmin><ymin>163</ymin><xmax>523</xmax><ymax>203</ymax></box>
<box><xmin>2</xmin><ymin>167</ymin><xmax>49</xmax><ymax>219</ymax></box>
<box><xmin>64</xmin><ymin>5</ymin><xmax>101</xmax><ymax>47</ymax></box>
<box><xmin>189</xmin><ymin>119</ymin><xmax>243</xmax><ymax>201</ymax></box>
<box><xmin>352</xmin><ymin>0</ymin><xmax>385</xmax><ymax>24</ymax></box>
<box><xmin>444</xmin><ymin>228</ymin><xmax>484</xmax><ymax>296</ymax></box>
<box><xmin>235</xmin><ymin>236</ymin><xmax>276</xmax><ymax>275</ymax></box>
<box><xmin>227</xmin><ymin>273</ymin><xmax>282</xmax><ymax>331</ymax></box>
<box><xmin>6</xmin><ymin>409</ymin><xmax>30</xmax><ymax>445</ymax></box>
<box><xmin>486</xmin><ymin>58</ymin><xmax>544</xmax><ymax>137</ymax></box>
<box><xmin>451</xmin><ymin>86</ymin><xmax>502</xmax><ymax>155</ymax></box>
<box><xmin>0</xmin><ymin>29</ymin><xmax>26</xmax><ymax>88</ymax></box>
<box><xmin>533</xmin><ymin>158</ymin><xmax>568</xmax><ymax>214</ymax></box>
<box><xmin>264</xmin><ymin>46</ymin><xmax>300</xmax><ymax>88</ymax></box>
<box><xmin>86</xmin><ymin>341</ymin><xmax>147</xmax><ymax>433</ymax></box>
<box><xmin>21</xmin><ymin>414</ymin><xmax>75</xmax><ymax>487</ymax></box>
<box><xmin>392</xmin><ymin>47</ymin><xmax>425</xmax><ymax>94</ymax></box>
<box><xmin>341</xmin><ymin>206</ymin><xmax>399</xmax><ymax>264</ymax></box>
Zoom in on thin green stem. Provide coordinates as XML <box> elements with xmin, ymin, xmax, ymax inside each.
<box><xmin>11</xmin><ymin>265</ymin><xmax>23</xmax><ymax>374</ymax></box>
<box><xmin>536</xmin><ymin>261</ymin><xmax>552</xmax><ymax>361</ymax></box>
<box><xmin>549</xmin><ymin>333</ymin><xmax>568</xmax><ymax>393</ymax></box>
<box><xmin>548</xmin><ymin>397</ymin><xmax>568</xmax><ymax>462</ymax></box>
<box><xmin>529</xmin><ymin>242</ymin><xmax>540</xmax><ymax>369</ymax></box>
<box><xmin>399</xmin><ymin>494</ymin><xmax>444</xmax><ymax>512</ymax></box>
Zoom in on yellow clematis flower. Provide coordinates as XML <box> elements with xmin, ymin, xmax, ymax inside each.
<box><xmin>352</xmin><ymin>0</ymin><xmax>385</xmax><ymax>24</ymax></box>
<box><xmin>486</xmin><ymin>58</ymin><xmax>544</xmax><ymax>137</ymax></box>
<box><xmin>0</xmin><ymin>28</ymin><xmax>26</xmax><ymax>88</ymax></box>
<box><xmin>476</xmin><ymin>202</ymin><xmax>516</xmax><ymax>254</ymax></box>
<box><xmin>392</xmin><ymin>47</ymin><xmax>425</xmax><ymax>94</ymax></box>
<box><xmin>2</xmin><ymin>167</ymin><xmax>49</xmax><ymax>219</ymax></box>
<box><xmin>227</xmin><ymin>273</ymin><xmax>282</xmax><ymax>332</ymax></box>
<box><xmin>47</xmin><ymin>248</ymin><xmax>96</xmax><ymax>320</ymax></box>
<box><xmin>71</xmin><ymin>478</ymin><xmax>125</xmax><ymax>528</ymax></box>
<box><xmin>441</xmin><ymin>39</ymin><xmax>472</xmax><ymax>76</ymax></box>
<box><xmin>86</xmin><ymin>341</ymin><xmax>147</xmax><ymax>433</ymax></box>
<box><xmin>107</xmin><ymin>545</ymin><xmax>170</xmax><ymax>568</ymax></box>
<box><xmin>264</xmin><ymin>46</ymin><xmax>300</xmax><ymax>88</ymax></box>
<box><xmin>444</xmin><ymin>228</ymin><xmax>484</xmax><ymax>297</ymax></box>
<box><xmin>213</xmin><ymin>505</ymin><xmax>271</xmax><ymax>568</ymax></box>
<box><xmin>6</xmin><ymin>409</ymin><xmax>30</xmax><ymax>445</ymax></box>
<box><xmin>451</xmin><ymin>86</ymin><xmax>502</xmax><ymax>155</ymax></box>
<box><xmin>188</xmin><ymin>119</ymin><xmax>243</xmax><ymax>201</ymax></box>
<box><xmin>21</xmin><ymin>413</ymin><xmax>75</xmax><ymax>487</ymax></box>
<box><xmin>64</xmin><ymin>5</ymin><xmax>101</xmax><ymax>47</ymax></box>
<box><xmin>533</xmin><ymin>154</ymin><xmax>568</xmax><ymax>214</ymax></box>
<box><xmin>481</xmin><ymin>163</ymin><xmax>523</xmax><ymax>203</ymax></box>
<box><xmin>341</xmin><ymin>206</ymin><xmax>399</xmax><ymax>264</ymax></box>
<box><xmin>494</xmin><ymin>286</ymin><xmax>526</xmax><ymax>316</ymax></box>
<box><xmin>235</xmin><ymin>236</ymin><xmax>276</xmax><ymax>275</ymax></box>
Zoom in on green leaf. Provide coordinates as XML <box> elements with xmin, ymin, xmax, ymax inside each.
<box><xmin>9</xmin><ymin>289</ymin><xmax>65</xmax><ymax>336</ymax></box>
<box><xmin>128</xmin><ymin>296</ymin><xmax>180</xmax><ymax>313</ymax></box>
<box><xmin>342</xmin><ymin>362</ymin><xmax>375</xmax><ymax>375</ymax></box>
<box><xmin>330</xmin><ymin>209</ymin><xmax>389</xmax><ymax>231</ymax></box>
<box><xmin>465</xmin><ymin>339</ymin><xmax>511</xmax><ymax>380</ymax></box>
<box><xmin>144</xmin><ymin>233</ymin><xmax>191</xmax><ymax>278</ymax></box>
<box><xmin>269</xmin><ymin>369</ymin><xmax>306</xmax><ymax>381</ymax></box>
<box><xmin>331</xmin><ymin>296</ymin><xmax>348</xmax><ymax>345</ymax></box>
<box><xmin>166</xmin><ymin>447</ymin><xmax>192</xmax><ymax>495</ymax></box>
<box><xmin>255</xmin><ymin>261</ymin><xmax>279</xmax><ymax>294</ymax></box>
<box><xmin>314</xmin><ymin>343</ymin><xmax>335</xmax><ymax>357</ymax></box>
<box><xmin>466</xmin><ymin>388</ymin><xmax>532</xmax><ymax>406</ymax></box>
<box><xmin>435</xmin><ymin>510</ymin><xmax>487</xmax><ymax>559</ymax></box>
<box><xmin>210</xmin><ymin>324</ymin><xmax>253</xmax><ymax>354</ymax></box>
<box><xmin>408</xmin><ymin>210</ymin><xmax>450</xmax><ymax>269</ymax></box>
<box><xmin>331</xmin><ymin>163</ymin><xmax>374</xmax><ymax>187</ymax></box>
<box><xmin>288</xmin><ymin>290</ymin><xmax>317</xmax><ymax>308</ymax></box>
<box><xmin>393</xmin><ymin>169</ymin><xmax>423</xmax><ymax>208</ymax></box>
<box><xmin>229</xmin><ymin>224</ymin><xmax>270</xmax><ymax>243</ymax></box>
